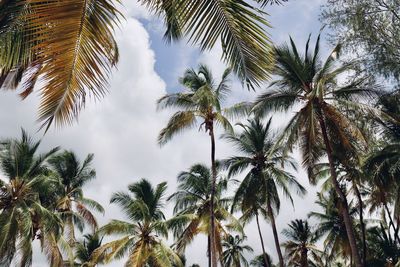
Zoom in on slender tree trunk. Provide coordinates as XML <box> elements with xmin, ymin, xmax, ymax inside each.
<box><xmin>256</xmin><ymin>212</ymin><xmax>270</xmax><ymax>267</ymax></box>
<box><xmin>208</xmin><ymin>235</ymin><xmax>212</xmax><ymax>267</ymax></box>
<box><xmin>395</xmin><ymin>216</ymin><xmax>400</xmax><ymax>244</ymax></box>
<box><xmin>300</xmin><ymin>246</ymin><xmax>308</xmax><ymax>267</ymax></box>
<box><xmin>384</xmin><ymin>203</ymin><xmax>400</xmax><ymax>243</ymax></box>
<box><xmin>317</xmin><ymin>112</ymin><xmax>363</xmax><ymax>267</ymax></box>
<box><xmin>209</xmin><ymin>126</ymin><xmax>218</xmax><ymax>267</ymax></box>
<box><xmin>353</xmin><ymin>182</ymin><xmax>366</xmax><ymax>266</ymax></box>
<box><xmin>266</xmin><ymin>199</ymin><xmax>284</xmax><ymax>267</ymax></box>
<box><xmin>67</xmin><ymin>214</ymin><xmax>75</xmax><ymax>246</ymax></box>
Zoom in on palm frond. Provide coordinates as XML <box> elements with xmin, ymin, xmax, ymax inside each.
<box><xmin>25</xmin><ymin>0</ymin><xmax>120</xmax><ymax>129</ymax></box>
<box><xmin>158</xmin><ymin>111</ymin><xmax>196</xmax><ymax>145</ymax></box>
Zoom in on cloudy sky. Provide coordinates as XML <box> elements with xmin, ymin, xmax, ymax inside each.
<box><xmin>2</xmin><ymin>1</ymin><xmax>329</xmax><ymax>265</ymax></box>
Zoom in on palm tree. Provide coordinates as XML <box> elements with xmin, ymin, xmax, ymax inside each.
<box><xmin>48</xmin><ymin>151</ymin><xmax>104</xmax><ymax>246</ymax></box>
<box><xmin>309</xmin><ymin>190</ymin><xmax>357</xmax><ymax>265</ymax></box>
<box><xmin>0</xmin><ymin>0</ymin><xmax>275</xmax><ymax>129</ymax></box>
<box><xmin>224</xmin><ymin>117</ymin><xmax>306</xmax><ymax>267</ymax></box>
<box><xmin>250</xmin><ymin>253</ymin><xmax>275</xmax><ymax>267</ymax></box>
<box><xmin>364</xmin><ymin>92</ymin><xmax>400</xmax><ymax>244</ymax></box>
<box><xmin>281</xmin><ymin>219</ymin><xmax>322</xmax><ymax>267</ymax></box>
<box><xmin>74</xmin><ymin>233</ymin><xmax>103</xmax><ymax>266</ymax></box>
<box><xmin>158</xmin><ymin>64</ymin><xmax>246</xmax><ymax>266</ymax></box>
<box><xmin>366</xmin><ymin>224</ymin><xmax>400</xmax><ymax>266</ymax></box>
<box><xmin>221</xmin><ymin>235</ymin><xmax>253</xmax><ymax>267</ymax></box>
<box><xmin>168</xmin><ymin>163</ymin><xmax>242</xmax><ymax>267</ymax></box>
<box><xmin>89</xmin><ymin>179</ymin><xmax>182</xmax><ymax>267</ymax></box>
<box><xmin>253</xmin><ymin>34</ymin><xmax>379</xmax><ymax>267</ymax></box>
<box><xmin>0</xmin><ymin>129</ymin><xmax>63</xmax><ymax>266</ymax></box>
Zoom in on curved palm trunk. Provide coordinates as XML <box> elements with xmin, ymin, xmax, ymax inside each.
<box><xmin>209</xmin><ymin>126</ymin><xmax>218</xmax><ymax>267</ymax></box>
<box><xmin>256</xmin><ymin>212</ymin><xmax>270</xmax><ymax>267</ymax></box>
<box><xmin>317</xmin><ymin>112</ymin><xmax>363</xmax><ymax>267</ymax></box>
<box><xmin>353</xmin><ymin>182</ymin><xmax>366</xmax><ymax>266</ymax></box>
<box><xmin>266</xmin><ymin>199</ymin><xmax>284</xmax><ymax>267</ymax></box>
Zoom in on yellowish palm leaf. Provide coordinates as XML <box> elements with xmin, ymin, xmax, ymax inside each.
<box><xmin>24</xmin><ymin>0</ymin><xmax>120</xmax><ymax>129</ymax></box>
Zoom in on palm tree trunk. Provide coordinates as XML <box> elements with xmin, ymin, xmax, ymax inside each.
<box><xmin>384</xmin><ymin>203</ymin><xmax>400</xmax><ymax>243</ymax></box>
<box><xmin>208</xmin><ymin>235</ymin><xmax>212</xmax><ymax>267</ymax></box>
<box><xmin>266</xmin><ymin>199</ymin><xmax>284</xmax><ymax>267</ymax></box>
<box><xmin>256</xmin><ymin>212</ymin><xmax>270</xmax><ymax>267</ymax></box>
<box><xmin>353</xmin><ymin>182</ymin><xmax>366</xmax><ymax>266</ymax></box>
<box><xmin>395</xmin><ymin>216</ymin><xmax>400</xmax><ymax>244</ymax></box>
<box><xmin>317</xmin><ymin>112</ymin><xmax>363</xmax><ymax>267</ymax></box>
<box><xmin>300</xmin><ymin>247</ymin><xmax>308</xmax><ymax>267</ymax></box>
<box><xmin>67</xmin><ymin>214</ymin><xmax>76</xmax><ymax>246</ymax></box>
<box><xmin>209</xmin><ymin>125</ymin><xmax>218</xmax><ymax>267</ymax></box>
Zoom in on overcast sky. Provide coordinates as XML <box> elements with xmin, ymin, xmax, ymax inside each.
<box><xmin>2</xmin><ymin>1</ymin><xmax>329</xmax><ymax>266</ymax></box>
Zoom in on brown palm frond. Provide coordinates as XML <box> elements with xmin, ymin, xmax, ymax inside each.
<box><xmin>23</xmin><ymin>0</ymin><xmax>120</xmax><ymax>130</ymax></box>
<box><xmin>76</xmin><ymin>202</ymin><xmax>98</xmax><ymax>231</ymax></box>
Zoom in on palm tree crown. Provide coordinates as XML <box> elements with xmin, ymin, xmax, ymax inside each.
<box><xmin>48</xmin><ymin>151</ymin><xmax>104</xmax><ymax>246</ymax></box>
<box><xmin>157</xmin><ymin>64</ymin><xmax>241</xmax><ymax>145</ymax></box>
<box><xmin>168</xmin><ymin>164</ymin><xmax>242</xmax><ymax>263</ymax></box>
<box><xmin>0</xmin><ymin>129</ymin><xmax>62</xmax><ymax>266</ymax></box>
<box><xmin>281</xmin><ymin>219</ymin><xmax>322</xmax><ymax>267</ymax></box>
<box><xmin>90</xmin><ymin>179</ymin><xmax>182</xmax><ymax>267</ymax></box>
<box><xmin>221</xmin><ymin>235</ymin><xmax>254</xmax><ymax>267</ymax></box>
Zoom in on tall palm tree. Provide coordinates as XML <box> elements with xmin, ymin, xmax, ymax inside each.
<box><xmin>281</xmin><ymin>219</ymin><xmax>322</xmax><ymax>267</ymax></box>
<box><xmin>89</xmin><ymin>179</ymin><xmax>182</xmax><ymax>267</ymax></box>
<box><xmin>158</xmin><ymin>64</ymin><xmax>245</xmax><ymax>266</ymax></box>
<box><xmin>309</xmin><ymin>190</ymin><xmax>357</xmax><ymax>265</ymax></box>
<box><xmin>0</xmin><ymin>0</ymin><xmax>275</xmax><ymax>129</ymax></box>
<box><xmin>168</xmin><ymin>163</ymin><xmax>242</xmax><ymax>267</ymax></box>
<box><xmin>221</xmin><ymin>235</ymin><xmax>253</xmax><ymax>267</ymax></box>
<box><xmin>48</xmin><ymin>151</ymin><xmax>104</xmax><ymax>246</ymax></box>
<box><xmin>224</xmin><ymin>117</ymin><xmax>306</xmax><ymax>267</ymax></box>
<box><xmin>253</xmin><ymin>34</ymin><xmax>379</xmax><ymax>267</ymax></box>
<box><xmin>0</xmin><ymin>129</ymin><xmax>62</xmax><ymax>266</ymax></box>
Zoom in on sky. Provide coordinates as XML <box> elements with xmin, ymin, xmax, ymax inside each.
<box><xmin>2</xmin><ymin>0</ymin><xmax>329</xmax><ymax>266</ymax></box>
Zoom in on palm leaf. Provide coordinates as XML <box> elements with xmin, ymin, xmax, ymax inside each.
<box><xmin>24</xmin><ymin>0</ymin><xmax>120</xmax><ymax>130</ymax></box>
<box><xmin>160</xmin><ymin>0</ymin><xmax>273</xmax><ymax>87</ymax></box>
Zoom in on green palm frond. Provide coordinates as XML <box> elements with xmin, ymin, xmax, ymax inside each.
<box><xmin>158</xmin><ymin>111</ymin><xmax>197</xmax><ymax>145</ymax></box>
<box><xmin>150</xmin><ymin>0</ymin><xmax>273</xmax><ymax>87</ymax></box>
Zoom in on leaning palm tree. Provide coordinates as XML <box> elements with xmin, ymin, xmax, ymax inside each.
<box><xmin>224</xmin><ymin>117</ymin><xmax>306</xmax><ymax>267</ymax></box>
<box><xmin>89</xmin><ymin>179</ymin><xmax>182</xmax><ymax>267</ymax></box>
<box><xmin>0</xmin><ymin>129</ymin><xmax>63</xmax><ymax>266</ymax></box>
<box><xmin>48</xmin><ymin>151</ymin><xmax>104</xmax><ymax>246</ymax></box>
<box><xmin>158</xmin><ymin>64</ymin><xmax>246</xmax><ymax>266</ymax></box>
<box><xmin>252</xmin><ymin>34</ymin><xmax>379</xmax><ymax>267</ymax></box>
<box><xmin>221</xmin><ymin>235</ymin><xmax>253</xmax><ymax>267</ymax></box>
<box><xmin>168</xmin><ymin>163</ymin><xmax>242</xmax><ymax>267</ymax></box>
<box><xmin>1</xmin><ymin>0</ymin><xmax>275</xmax><ymax>129</ymax></box>
<box><xmin>281</xmin><ymin>219</ymin><xmax>322</xmax><ymax>267</ymax></box>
